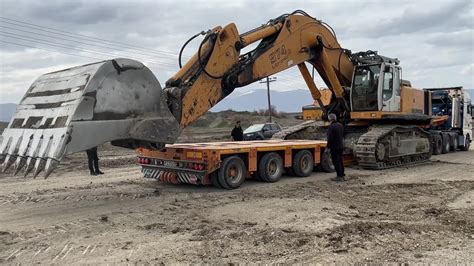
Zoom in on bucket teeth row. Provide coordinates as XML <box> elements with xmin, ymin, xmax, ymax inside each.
<box><xmin>0</xmin><ymin>130</ymin><xmax>65</xmax><ymax>178</ymax></box>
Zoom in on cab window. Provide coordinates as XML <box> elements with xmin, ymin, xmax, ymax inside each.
<box><xmin>394</xmin><ymin>68</ymin><xmax>401</xmax><ymax>96</ymax></box>
<box><xmin>383</xmin><ymin>70</ymin><xmax>393</xmax><ymax>101</ymax></box>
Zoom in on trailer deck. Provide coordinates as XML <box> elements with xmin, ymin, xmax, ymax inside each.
<box><xmin>137</xmin><ymin>139</ymin><xmax>329</xmax><ymax>189</ymax></box>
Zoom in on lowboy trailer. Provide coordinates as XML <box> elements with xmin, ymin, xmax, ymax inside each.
<box><xmin>137</xmin><ymin>139</ymin><xmax>333</xmax><ymax>189</ymax></box>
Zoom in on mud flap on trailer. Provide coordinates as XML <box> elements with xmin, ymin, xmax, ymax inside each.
<box><xmin>142</xmin><ymin>166</ymin><xmax>203</xmax><ymax>185</ymax></box>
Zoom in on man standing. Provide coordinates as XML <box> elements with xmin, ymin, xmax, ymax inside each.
<box><xmin>326</xmin><ymin>113</ymin><xmax>345</xmax><ymax>181</ymax></box>
<box><xmin>231</xmin><ymin>120</ymin><xmax>244</xmax><ymax>141</ymax></box>
<box><xmin>86</xmin><ymin>147</ymin><xmax>104</xmax><ymax>176</ymax></box>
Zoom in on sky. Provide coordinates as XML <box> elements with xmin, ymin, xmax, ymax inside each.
<box><xmin>0</xmin><ymin>0</ymin><xmax>473</xmax><ymax>104</ymax></box>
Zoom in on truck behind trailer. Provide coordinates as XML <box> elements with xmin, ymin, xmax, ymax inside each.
<box><xmin>425</xmin><ymin>87</ymin><xmax>472</xmax><ymax>154</ymax></box>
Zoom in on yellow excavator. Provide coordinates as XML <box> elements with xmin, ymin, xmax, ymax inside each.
<box><xmin>0</xmin><ymin>10</ymin><xmax>442</xmax><ymax>177</ymax></box>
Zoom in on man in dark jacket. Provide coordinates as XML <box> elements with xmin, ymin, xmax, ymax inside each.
<box><xmin>86</xmin><ymin>147</ymin><xmax>104</xmax><ymax>176</ymax></box>
<box><xmin>326</xmin><ymin>113</ymin><xmax>345</xmax><ymax>181</ymax></box>
<box><xmin>231</xmin><ymin>120</ymin><xmax>244</xmax><ymax>141</ymax></box>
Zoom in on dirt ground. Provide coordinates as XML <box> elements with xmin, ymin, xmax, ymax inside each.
<box><xmin>0</xmin><ymin>145</ymin><xmax>473</xmax><ymax>264</ymax></box>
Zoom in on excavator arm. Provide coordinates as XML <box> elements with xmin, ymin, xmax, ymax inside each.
<box><xmin>165</xmin><ymin>10</ymin><xmax>355</xmax><ymax>128</ymax></box>
<box><xmin>0</xmin><ymin>10</ymin><xmax>356</xmax><ymax>177</ymax></box>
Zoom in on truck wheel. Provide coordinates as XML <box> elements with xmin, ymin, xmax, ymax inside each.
<box><xmin>218</xmin><ymin>156</ymin><xmax>246</xmax><ymax>189</ymax></box>
<box><xmin>441</xmin><ymin>134</ymin><xmax>450</xmax><ymax>154</ymax></box>
<box><xmin>432</xmin><ymin>134</ymin><xmax>443</xmax><ymax>155</ymax></box>
<box><xmin>292</xmin><ymin>150</ymin><xmax>314</xmax><ymax>177</ymax></box>
<box><xmin>258</xmin><ymin>152</ymin><xmax>283</xmax><ymax>183</ymax></box>
<box><xmin>320</xmin><ymin>149</ymin><xmax>335</xmax><ymax>173</ymax></box>
<box><xmin>449</xmin><ymin>134</ymin><xmax>458</xmax><ymax>152</ymax></box>
<box><xmin>461</xmin><ymin>135</ymin><xmax>471</xmax><ymax>151</ymax></box>
<box><xmin>209</xmin><ymin>172</ymin><xmax>221</xmax><ymax>188</ymax></box>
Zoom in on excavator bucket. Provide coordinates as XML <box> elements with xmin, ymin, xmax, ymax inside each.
<box><xmin>0</xmin><ymin>58</ymin><xmax>181</xmax><ymax>178</ymax></box>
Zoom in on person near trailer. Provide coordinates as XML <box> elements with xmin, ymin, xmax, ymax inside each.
<box><xmin>231</xmin><ymin>120</ymin><xmax>244</xmax><ymax>141</ymax></box>
<box><xmin>86</xmin><ymin>147</ymin><xmax>104</xmax><ymax>176</ymax></box>
<box><xmin>326</xmin><ymin>113</ymin><xmax>346</xmax><ymax>181</ymax></box>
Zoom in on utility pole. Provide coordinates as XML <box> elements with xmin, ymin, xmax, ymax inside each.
<box><xmin>259</xmin><ymin>76</ymin><xmax>277</xmax><ymax>122</ymax></box>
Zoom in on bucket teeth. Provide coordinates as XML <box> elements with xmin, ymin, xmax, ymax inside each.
<box><xmin>2</xmin><ymin>136</ymin><xmax>22</xmax><ymax>173</ymax></box>
<box><xmin>13</xmin><ymin>134</ymin><xmax>34</xmax><ymax>176</ymax></box>
<box><xmin>0</xmin><ymin>136</ymin><xmax>13</xmax><ymax>158</ymax></box>
<box><xmin>24</xmin><ymin>157</ymin><xmax>36</xmax><ymax>177</ymax></box>
<box><xmin>23</xmin><ymin>135</ymin><xmax>43</xmax><ymax>177</ymax></box>
<box><xmin>32</xmin><ymin>136</ymin><xmax>53</xmax><ymax>178</ymax></box>
<box><xmin>33</xmin><ymin>158</ymin><xmax>46</xmax><ymax>179</ymax></box>
<box><xmin>0</xmin><ymin>137</ymin><xmax>5</xmax><ymax>164</ymax></box>
<box><xmin>1</xmin><ymin>155</ymin><xmax>16</xmax><ymax>173</ymax></box>
<box><xmin>13</xmin><ymin>156</ymin><xmax>27</xmax><ymax>176</ymax></box>
<box><xmin>44</xmin><ymin>158</ymin><xmax>59</xmax><ymax>179</ymax></box>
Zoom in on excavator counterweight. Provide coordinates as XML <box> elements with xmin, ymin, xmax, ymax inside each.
<box><xmin>0</xmin><ymin>58</ymin><xmax>180</xmax><ymax>177</ymax></box>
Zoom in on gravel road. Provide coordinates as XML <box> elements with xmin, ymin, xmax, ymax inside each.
<box><xmin>0</xmin><ymin>147</ymin><xmax>472</xmax><ymax>264</ymax></box>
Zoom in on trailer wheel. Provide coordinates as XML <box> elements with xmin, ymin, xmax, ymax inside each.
<box><xmin>432</xmin><ymin>134</ymin><xmax>443</xmax><ymax>155</ymax></box>
<box><xmin>449</xmin><ymin>134</ymin><xmax>458</xmax><ymax>152</ymax></box>
<box><xmin>209</xmin><ymin>172</ymin><xmax>221</xmax><ymax>188</ymax></box>
<box><xmin>441</xmin><ymin>134</ymin><xmax>450</xmax><ymax>154</ymax></box>
<box><xmin>320</xmin><ymin>149</ymin><xmax>335</xmax><ymax>173</ymax></box>
<box><xmin>258</xmin><ymin>152</ymin><xmax>283</xmax><ymax>183</ymax></box>
<box><xmin>461</xmin><ymin>135</ymin><xmax>470</xmax><ymax>151</ymax></box>
<box><xmin>218</xmin><ymin>156</ymin><xmax>246</xmax><ymax>189</ymax></box>
<box><xmin>292</xmin><ymin>150</ymin><xmax>314</xmax><ymax>177</ymax></box>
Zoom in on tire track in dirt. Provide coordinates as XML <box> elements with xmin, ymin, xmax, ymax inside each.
<box><xmin>0</xmin><ymin>149</ymin><xmax>472</xmax><ymax>263</ymax></box>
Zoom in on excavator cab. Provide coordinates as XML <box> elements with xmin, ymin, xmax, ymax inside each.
<box><xmin>350</xmin><ymin>54</ymin><xmax>401</xmax><ymax>113</ymax></box>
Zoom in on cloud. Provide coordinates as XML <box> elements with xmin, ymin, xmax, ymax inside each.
<box><xmin>462</xmin><ymin>63</ymin><xmax>474</xmax><ymax>75</ymax></box>
<box><xmin>357</xmin><ymin>0</ymin><xmax>473</xmax><ymax>38</ymax></box>
<box><xmin>425</xmin><ymin>29</ymin><xmax>473</xmax><ymax>50</ymax></box>
<box><xmin>27</xmin><ymin>1</ymin><xmax>121</xmax><ymax>24</ymax></box>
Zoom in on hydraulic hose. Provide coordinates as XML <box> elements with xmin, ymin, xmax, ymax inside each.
<box><xmin>178</xmin><ymin>31</ymin><xmax>207</xmax><ymax>68</ymax></box>
<box><xmin>197</xmin><ymin>32</ymin><xmax>224</xmax><ymax>79</ymax></box>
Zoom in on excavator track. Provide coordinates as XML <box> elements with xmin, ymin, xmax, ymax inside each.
<box><xmin>275</xmin><ymin>121</ymin><xmax>432</xmax><ymax>170</ymax></box>
<box><xmin>274</xmin><ymin>120</ymin><xmax>368</xmax><ymax>150</ymax></box>
<box><xmin>354</xmin><ymin>125</ymin><xmax>432</xmax><ymax>169</ymax></box>
<box><xmin>273</xmin><ymin>120</ymin><xmax>326</xmax><ymax>140</ymax></box>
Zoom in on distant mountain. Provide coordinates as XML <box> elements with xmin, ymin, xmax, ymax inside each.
<box><xmin>212</xmin><ymin>89</ymin><xmax>313</xmax><ymax>112</ymax></box>
<box><xmin>0</xmin><ymin>103</ymin><xmax>16</xmax><ymax>122</ymax></box>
